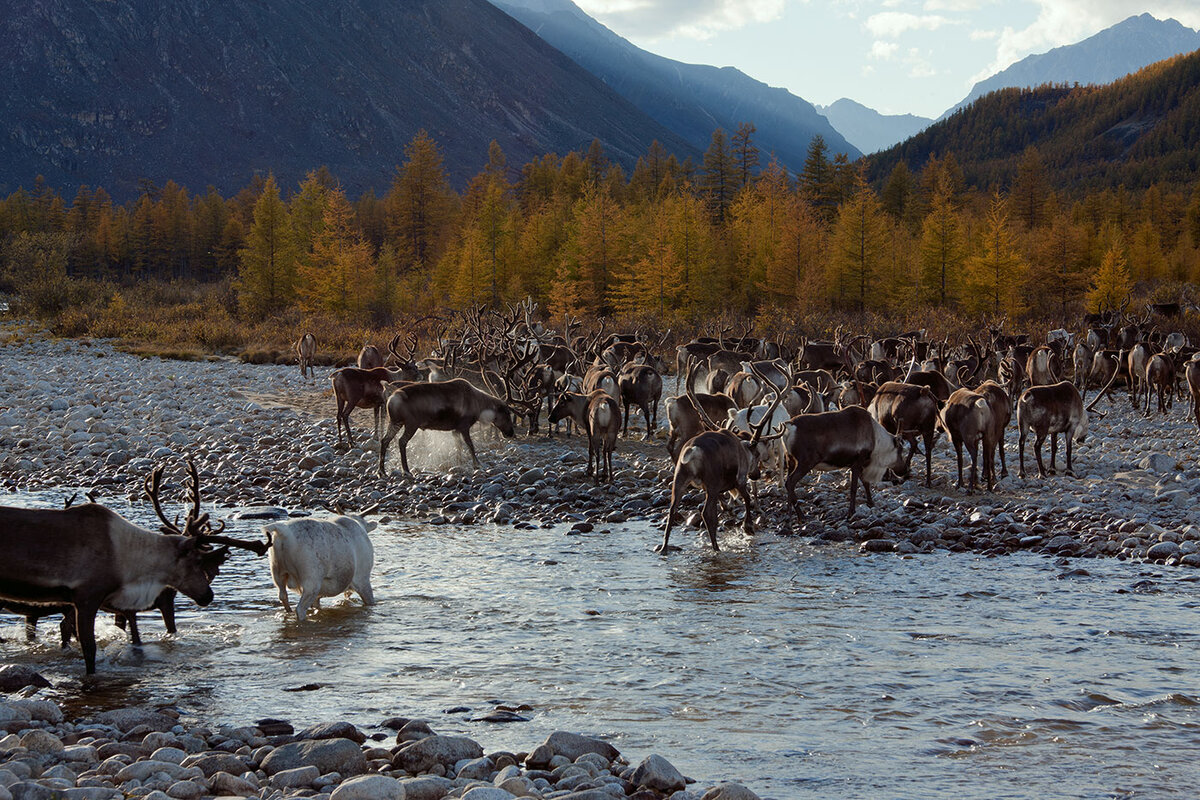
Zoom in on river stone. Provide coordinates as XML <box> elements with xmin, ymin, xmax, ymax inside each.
<box><xmin>630</xmin><ymin>754</ymin><xmax>686</xmax><ymax>793</ymax></box>
<box><xmin>19</xmin><ymin>730</ymin><xmax>63</xmax><ymax>754</ymax></box>
<box><xmin>209</xmin><ymin>770</ymin><xmax>260</xmax><ymax>796</ymax></box>
<box><xmin>860</xmin><ymin>539</ymin><xmax>894</xmax><ymax>553</ymax></box>
<box><xmin>700</xmin><ymin>783</ymin><xmax>763</xmax><ymax>800</ymax></box>
<box><xmin>115</xmin><ymin>759</ymin><xmax>195</xmax><ymax>782</ymax></box>
<box><xmin>393</xmin><ymin>735</ymin><xmax>483</xmax><ymax>774</ymax></box>
<box><xmin>553</xmin><ymin>791</ymin><xmax>618</xmax><ymax>800</ymax></box>
<box><xmin>537</xmin><ymin>732</ymin><xmax>619</xmax><ymax>763</ymax></box>
<box><xmin>455</xmin><ymin>756</ymin><xmax>495</xmax><ymax>781</ymax></box>
<box><xmin>330</xmin><ymin>774</ymin><xmax>405</xmax><ymax>800</ymax></box>
<box><xmin>1146</xmin><ymin>541</ymin><xmax>1181</xmax><ymax>561</ymax></box>
<box><xmin>261</xmin><ymin>738</ymin><xmax>367</xmax><ymax>776</ymax></box>
<box><xmin>461</xmin><ymin>789</ymin><xmax>517</xmax><ymax>800</ymax></box>
<box><xmin>270</xmin><ymin>765</ymin><xmax>320</xmax><ymax>788</ymax></box>
<box><xmin>397</xmin><ymin>776</ymin><xmax>454</xmax><ymax>800</ymax></box>
<box><xmin>93</xmin><ymin>708</ymin><xmax>177</xmax><ymax>733</ymax></box>
<box><xmin>7</xmin><ymin>699</ymin><xmax>62</xmax><ymax>724</ymax></box>
<box><xmin>297</xmin><ymin>721</ymin><xmax>367</xmax><ymax>744</ymax></box>
<box><xmin>165</xmin><ymin>780</ymin><xmax>204</xmax><ymax>800</ymax></box>
<box><xmin>1045</xmin><ymin>535</ymin><xmax>1079</xmax><ymax>554</ymax></box>
<box><xmin>1140</xmin><ymin>453</ymin><xmax>1177</xmax><ymax>473</ymax></box>
<box><xmin>62</xmin><ymin>789</ymin><xmax>123</xmax><ymax>800</ymax></box>
<box><xmin>0</xmin><ymin>666</ymin><xmax>51</xmax><ymax>692</ymax></box>
<box><xmin>148</xmin><ymin>747</ymin><xmax>186</xmax><ymax>765</ymax></box>
<box><xmin>234</xmin><ymin>506</ymin><xmax>290</xmax><ymax>520</ymax></box>
<box><xmin>182</xmin><ymin>752</ymin><xmax>248</xmax><ymax>777</ymax></box>
<box><xmin>1181</xmin><ymin>553</ymin><xmax>1200</xmax><ymax>567</ymax></box>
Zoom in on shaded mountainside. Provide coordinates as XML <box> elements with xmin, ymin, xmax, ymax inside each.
<box><xmin>491</xmin><ymin>0</ymin><xmax>861</xmax><ymax>170</ymax></box>
<box><xmin>0</xmin><ymin>0</ymin><xmax>696</xmax><ymax>199</ymax></box>
<box><xmin>816</xmin><ymin>98</ymin><xmax>931</xmax><ymax>155</ymax></box>
<box><xmin>867</xmin><ymin>50</ymin><xmax>1200</xmax><ymax>194</ymax></box>
<box><xmin>942</xmin><ymin>13</ymin><xmax>1200</xmax><ymax>119</ymax></box>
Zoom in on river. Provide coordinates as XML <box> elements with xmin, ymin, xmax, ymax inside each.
<box><xmin>2</xmin><ymin>489</ymin><xmax>1199</xmax><ymax>799</ymax></box>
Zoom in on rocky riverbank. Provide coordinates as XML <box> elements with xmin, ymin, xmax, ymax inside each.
<box><xmin>0</xmin><ymin>666</ymin><xmax>757</xmax><ymax>800</ymax></box>
<box><xmin>0</xmin><ymin>321</ymin><xmax>1197</xmax><ymax>564</ymax></box>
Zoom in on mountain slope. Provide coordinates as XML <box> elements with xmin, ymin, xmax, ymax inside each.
<box><xmin>868</xmin><ymin>50</ymin><xmax>1200</xmax><ymax>193</ymax></box>
<box><xmin>0</xmin><ymin>0</ymin><xmax>696</xmax><ymax>199</ymax></box>
<box><xmin>816</xmin><ymin>99</ymin><xmax>932</xmax><ymax>155</ymax></box>
<box><xmin>942</xmin><ymin>13</ymin><xmax>1200</xmax><ymax>119</ymax></box>
<box><xmin>491</xmin><ymin>0</ymin><xmax>861</xmax><ymax>170</ymax></box>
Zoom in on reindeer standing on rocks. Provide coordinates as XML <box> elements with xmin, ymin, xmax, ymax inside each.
<box><xmin>294</xmin><ymin>333</ymin><xmax>316</xmax><ymax>380</ymax></box>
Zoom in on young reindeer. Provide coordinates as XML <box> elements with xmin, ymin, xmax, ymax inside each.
<box><xmin>294</xmin><ymin>332</ymin><xmax>316</xmax><ymax>379</ymax></box>
<box><xmin>658</xmin><ymin>369</ymin><xmax>783</xmax><ymax>553</ymax></box>
<box><xmin>549</xmin><ymin>390</ymin><xmax>622</xmax><ymax>483</ymax></box>
<box><xmin>1187</xmin><ymin>355</ymin><xmax>1200</xmax><ymax>430</ymax></box>
<box><xmin>939</xmin><ymin>388</ymin><xmax>994</xmax><ymax>491</ymax></box>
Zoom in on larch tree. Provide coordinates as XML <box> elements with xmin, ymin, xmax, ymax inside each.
<box><xmin>297</xmin><ymin>188</ymin><xmax>375</xmax><ymax>315</ymax></box>
<box><xmin>1026</xmin><ymin>211</ymin><xmax>1088</xmax><ymax>320</ymax></box>
<box><xmin>551</xmin><ymin>181</ymin><xmax>626</xmax><ymax>317</ymax></box>
<box><xmin>1086</xmin><ymin>244</ymin><xmax>1133</xmax><ymax>314</ymax></box>
<box><xmin>731</xmin><ymin>122</ymin><xmax>760</xmax><ymax>189</ymax></box>
<box><xmin>701</xmin><ymin>128</ymin><xmax>737</xmax><ymax>225</ymax></box>
<box><xmin>964</xmin><ymin>191</ymin><xmax>1027</xmax><ymax>317</ymax></box>
<box><xmin>917</xmin><ymin>177</ymin><xmax>967</xmax><ymax>307</ymax></box>
<box><xmin>612</xmin><ymin>198</ymin><xmax>685</xmax><ymax>318</ymax></box>
<box><xmin>235</xmin><ymin>175</ymin><xmax>297</xmax><ymax>317</ymax></box>
<box><xmin>829</xmin><ymin>172</ymin><xmax>887</xmax><ymax>311</ymax></box>
<box><xmin>799</xmin><ymin>134</ymin><xmax>838</xmax><ymax>221</ymax></box>
<box><xmin>1010</xmin><ymin>146</ymin><xmax>1049</xmax><ymax>229</ymax></box>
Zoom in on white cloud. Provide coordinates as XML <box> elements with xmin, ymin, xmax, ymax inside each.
<box><xmin>905</xmin><ymin>47</ymin><xmax>937</xmax><ymax>77</ymax></box>
<box><xmin>870</xmin><ymin>40</ymin><xmax>900</xmax><ymax>59</ymax></box>
<box><xmin>866</xmin><ymin>11</ymin><xmax>952</xmax><ymax>38</ymax></box>
<box><xmin>923</xmin><ymin>0</ymin><xmax>988</xmax><ymax>11</ymax></box>
<box><xmin>969</xmin><ymin>28</ymin><xmax>997</xmax><ymax>40</ymax></box>
<box><xmin>574</xmin><ymin>0</ymin><xmax>788</xmax><ymax>39</ymax></box>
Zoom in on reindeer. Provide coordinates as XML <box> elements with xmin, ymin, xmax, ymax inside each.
<box><xmin>583</xmin><ymin>363</ymin><xmax>619</xmax><ymax>398</ymax></box>
<box><xmin>868</xmin><ymin>381</ymin><xmax>939</xmax><ymax>487</ymax></box>
<box><xmin>549</xmin><ymin>390</ymin><xmax>622</xmax><ymax>482</ymax></box>
<box><xmin>939</xmin><ymin>388</ymin><xmax>994</xmax><ymax>492</ymax></box>
<box><xmin>658</xmin><ymin>379</ymin><xmax>782</xmax><ymax>553</ymax></box>
<box><xmin>618</xmin><ymin>363</ymin><xmax>662</xmax><ymax>439</ymax></box>
<box><xmin>377</xmin><ymin>379</ymin><xmax>518</xmax><ymax>476</ymax></box>
<box><xmin>1126</xmin><ymin>342</ymin><xmax>1154</xmax><ymax>409</ymax></box>
<box><xmin>675</xmin><ymin>340</ymin><xmax>723</xmax><ymax>391</ymax></box>
<box><xmin>294</xmin><ymin>333</ymin><xmax>316</xmax><ymax>379</ymax></box>
<box><xmin>1186</xmin><ymin>356</ymin><xmax>1200</xmax><ymax>430</ymax></box>
<box><xmin>724</xmin><ymin>370</ymin><xmax>766</xmax><ymax>408</ymax></box>
<box><xmin>665</xmin><ymin>392</ymin><xmax>736</xmax><ymax>462</ymax></box>
<box><xmin>1145</xmin><ymin>351</ymin><xmax>1175</xmax><ymax>414</ymax></box>
<box><xmin>1071</xmin><ymin>340</ymin><xmax>1094</xmax><ymax>395</ymax></box>
<box><xmin>1025</xmin><ymin>345</ymin><xmax>1058</xmax><ymax>387</ymax></box>
<box><xmin>976</xmin><ymin>380</ymin><xmax>1011</xmax><ymax>481</ymax></box>
<box><xmin>0</xmin><ymin>461</ymin><xmax>266</xmax><ymax>673</ymax></box>
<box><xmin>1017</xmin><ymin>379</ymin><xmax>1110</xmax><ymax>478</ymax></box>
<box><xmin>780</xmin><ymin>406</ymin><xmax>908</xmax><ymax>519</ymax></box>
<box><xmin>358</xmin><ymin>343</ymin><xmax>384</xmax><ymax>370</ymax></box>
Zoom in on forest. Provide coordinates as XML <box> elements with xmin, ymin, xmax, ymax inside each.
<box><xmin>2</xmin><ymin>123</ymin><xmax>1200</xmax><ymax>357</ymax></box>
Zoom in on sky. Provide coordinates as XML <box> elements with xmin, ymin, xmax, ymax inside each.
<box><xmin>569</xmin><ymin>0</ymin><xmax>1200</xmax><ymax>119</ymax></box>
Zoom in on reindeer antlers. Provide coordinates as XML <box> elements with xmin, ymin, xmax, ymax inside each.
<box><xmin>142</xmin><ymin>459</ymin><xmax>268</xmax><ymax>554</ymax></box>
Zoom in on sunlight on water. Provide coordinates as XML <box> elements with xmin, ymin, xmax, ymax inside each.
<box><xmin>3</xmin><ymin>489</ymin><xmax>1200</xmax><ymax>798</ymax></box>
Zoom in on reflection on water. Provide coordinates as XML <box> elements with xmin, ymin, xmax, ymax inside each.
<box><xmin>3</xmin><ymin>489</ymin><xmax>1200</xmax><ymax>798</ymax></box>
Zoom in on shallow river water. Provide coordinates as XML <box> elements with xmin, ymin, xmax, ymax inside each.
<box><xmin>3</xmin><ymin>490</ymin><xmax>1200</xmax><ymax>799</ymax></box>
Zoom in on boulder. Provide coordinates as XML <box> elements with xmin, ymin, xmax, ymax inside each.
<box><xmin>92</xmin><ymin>707</ymin><xmax>177</xmax><ymax>733</ymax></box>
<box><xmin>396</xmin><ymin>776</ymin><xmax>454</xmax><ymax>800</ymax></box>
<box><xmin>0</xmin><ymin>666</ymin><xmax>51</xmax><ymax>692</ymax></box>
<box><xmin>330</xmin><ymin>774</ymin><xmax>406</xmax><ymax>800</ymax></box>
<box><xmin>181</xmin><ymin>752</ymin><xmax>249</xmax><ymax>777</ymax></box>
<box><xmin>297</xmin><ymin>721</ymin><xmax>366</xmax><ymax>744</ymax></box>
<box><xmin>701</xmin><ymin>783</ymin><xmax>763</xmax><ymax>800</ymax></box>
<box><xmin>630</xmin><ymin>754</ymin><xmax>686</xmax><ymax>793</ymax></box>
<box><xmin>261</xmin><ymin>738</ymin><xmax>367</xmax><ymax>776</ymax></box>
<box><xmin>537</xmin><ymin>732</ymin><xmax>619</xmax><ymax>763</ymax></box>
<box><xmin>393</xmin><ymin>735</ymin><xmax>483</xmax><ymax>774</ymax></box>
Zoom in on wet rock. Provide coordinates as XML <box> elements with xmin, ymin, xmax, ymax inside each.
<box><xmin>234</xmin><ymin>505</ymin><xmax>290</xmax><ymax>520</ymax></box>
<box><xmin>396</xmin><ymin>776</ymin><xmax>454</xmax><ymax>800</ymax></box>
<box><xmin>92</xmin><ymin>708</ymin><xmax>177</xmax><ymax>733</ymax></box>
<box><xmin>630</xmin><ymin>754</ymin><xmax>686</xmax><ymax>793</ymax></box>
<box><xmin>297</xmin><ymin>721</ymin><xmax>366</xmax><ymax>744</ymax></box>
<box><xmin>261</xmin><ymin>738</ymin><xmax>367</xmax><ymax>776</ymax></box>
<box><xmin>700</xmin><ymin>784</ymin><xmax>763</xmax><ymax>800</ymax></box>
<box><xmin>859</xmin><ymin>539</ymin><xmax>894</xmax><ymax>553</ymax></box>
<box><xmin>209</xmin><ymin>771</ymin><xmax>259</xmax><ymax>796</ymax></box>
<box><xmin>460</xmin><ymin>788</ymin><xmax>517</xmax><ymax>800</ymax></box>
<box><xmin>18</xmin><ymin>730</ymin><xmax>63</xmax><ymax>754</ymax></box>
<box><xmin>254</xmin><ymin>718</ymin><xmax>294</xmax><ymax>737</ymax></box>
<box><xmin>270</xmin><ymin>765</ymin><xmax>320</xmax><ymax>788</ymax></box>
<box><xmin>181</xmin><ymin>752</ymin><xmax>248</xmax><ymax>777</ymax></box>
<box><xmin>392</xmin><ymin>735</ymin><xmax>483</xmax><ymax>774</ymax></box>
<box><xmin>0</xmin><ymin>666</ymin><xmax>51</xmax><ymax>692</ymax></box>
<box><xmin>454</xmin><ymin>756</ymin><xmax>494</xmax><ymax>781</ymax></box>
<box><xmin>1146</xmin><ymin>541</ymin><xmax>1181</xmax><ymax>561</ymax></box>
<box><xmin>538</xmin><ymin>732</ymin><xmax>619</xmax><ymax>763</ymax></box>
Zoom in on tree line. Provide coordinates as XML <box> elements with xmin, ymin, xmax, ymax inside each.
<box><xmin>2</xmin><ymin>126</ymin><xmax>1199</xmax><ymax>327</ymax></box>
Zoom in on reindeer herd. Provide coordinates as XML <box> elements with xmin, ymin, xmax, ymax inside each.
<box><xmin>3</xmin><ymin>299</ymin><xmax>1200</xmax><ymax>674</ymax></box>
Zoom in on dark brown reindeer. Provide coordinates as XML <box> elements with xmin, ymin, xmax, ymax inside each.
<box><xmin>1017</xmin><ymin>375</ymin><xmax>1112</xmax><ymax>478</ymax></box>
<box><xmin>976</xmin><ymin>379</ymin><xmax>1012</xmax><ymax>481</ymax></box>
<box><xmin>0</xmin><ymin>461</ymin><xmax>267</xmax><ymax>674</ymax></box>
<box><xmin>618</xmin><ymin>362</ymin><xmax>663</xmax><ymax>439</ymax></box>
<box><xmin>1145</xmin><ymin>351</ymin><xmax>1175</xmax><ymax>414</ymax></box>
<box><xmin>377</xmin><ymin>380</ymin><xmax>518</xmax><ymax>476</ymax></box>
<box><xmin>780</xmin><ymin>406</ymin><xmax>908</xmax><ymax>520</ymax></box>
<box><xmin>868</xmin><ymin>381</ymin><xmax>939</xmax><ymax>487</ymax></box>
<box><xmin>658</xmin><ymin>376</ymin><xmax>782</xmax><ymax>553</ymax></box>
<box><xmin>331</xmin><ymin>334</ymin><xmax>420</xmax><ymax>447</ymax></box>
<box><xmin>665</xmin><ymin>391</ymin><xmax>736</xmax><ymax>461</ymax></box>
<box><xmin>294</xmin><ymin>332</ymin><xmax>316</xmax><ymax>379</ymax></box>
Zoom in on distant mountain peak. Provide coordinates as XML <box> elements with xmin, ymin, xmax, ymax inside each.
<box><xmin>942</xmin><ymin>13</ymin><xmax>1200</xmax><ymax>119</ymax></box>
<box><xmin>816</xmin><ymin>99</ymin><xmax>932</xmax><ymax>155</ymax></box>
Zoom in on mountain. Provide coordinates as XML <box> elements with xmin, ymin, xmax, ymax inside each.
<box><xmin>942</xmin><ymin>14</ymin><xmax>1200</xmax><ymax>119</ymax></box>
<box><xmin>490</xmin><ymin>0</ymin><xmax>861</xmax><ymax>171</ymax></box>
<box><xmin>868</xmin><ymin>50</ymin><xmax>1200</xmax><ymax>194</ymax></box>
<box><xmin>815</xmin><ymin>99</ymin><xmax>932</xmax><ymax>155</ymax></box>
<box><xmin>0</xmin><ymin>0</ymin><xmax>697</xmax><ymax>200</ymax></box>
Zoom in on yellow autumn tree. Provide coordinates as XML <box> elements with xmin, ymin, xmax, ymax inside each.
<box><xmin>964</xmin><ymin>191</ymin><xmax>1027</xmax><ymax>317</ymax></box>
<box><xmin>550</xmin><ymin>181</ymin><xmax>628</xmax><ymax>317</ymax></box>
<box><xmin>1086</xmin><ymin>244</ymin><xmax>1133</xmax><ymax>314</ymax></box>
<box><xmin>828</xmin><ymin>172</ymin><xmax>887</xmax><ymax>311</ymax></box>
<box><xmin>296</xmin><ymin>188</ymin><xmax>376</xmax><ymax>315</ymax></box>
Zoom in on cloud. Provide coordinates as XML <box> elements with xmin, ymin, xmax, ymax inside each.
<box><xmin>870</xmin><ymin>40</ymin><xmax>900</xmax><ymax>59</ymax></box>
<box><xmin>904</xmin><ymin>47</ymin><xmax>937</xmax><ymax>77</ymax></box>
<box><xmin>969</xmin><ymin>28</ymin><xmax>997</xmax><ymax>40</ymax></box>
<box><xmin>972</xmin><ymin>1</ymin><xmax>1200</xmax><ymax>84</ymax></box>
<box><xmin>865</xmin><ymin>11</ymin><xmax>952</xmax><ymax>38</ymax></box>
<box><xmin>574</xmin><ymin>0</ymin><xmax>788</xmax><ymax>39</ymax></box>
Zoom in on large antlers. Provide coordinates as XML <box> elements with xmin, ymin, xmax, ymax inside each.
<box><xmin>144</xmin><ymin>460</ymin><xmax>270</xmax><ymax>555</ymax></box>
